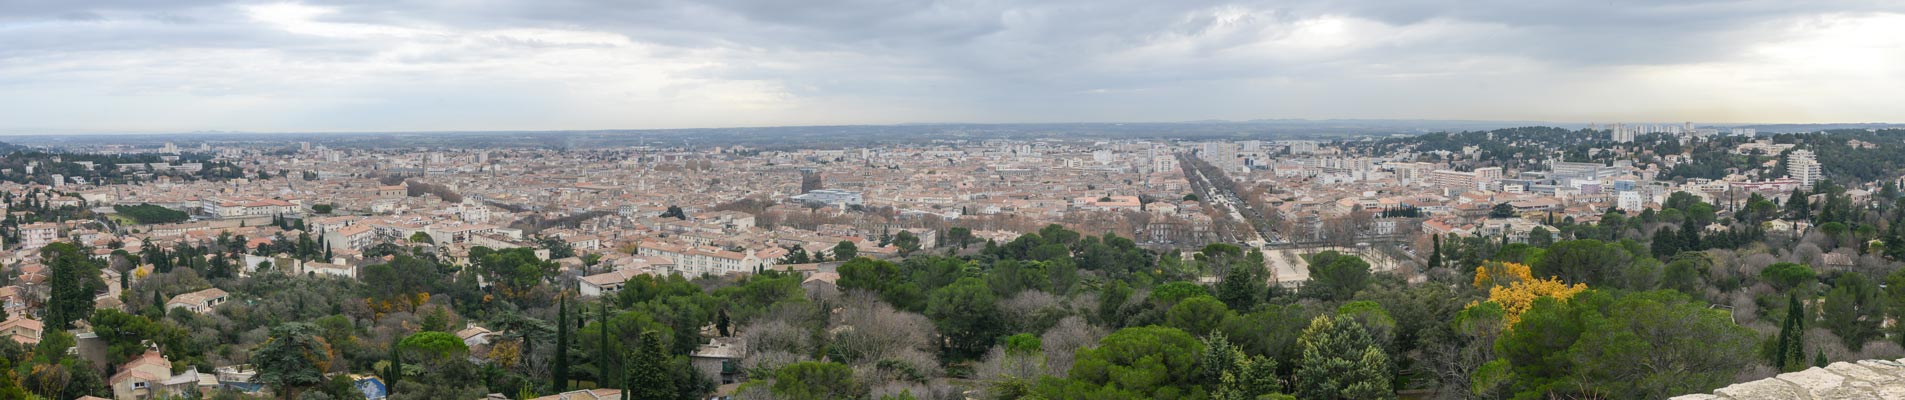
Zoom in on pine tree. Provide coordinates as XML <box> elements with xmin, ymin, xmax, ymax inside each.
<box><xmin>626</xmin><ymin>330</ymin><xmax>676</xmax><ymax>400</ymax></box>
<box><xmin>1294</xmin><ymin>315</ymin><xmax>1393</xmax><ymax>400</ymax></box>
<box><xmin>553</xmin><ymin>295</ymin><xmax>570</xmax><ymax>393</ymax></box>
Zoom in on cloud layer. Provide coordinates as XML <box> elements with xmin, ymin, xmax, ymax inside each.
<box><xmin>2</xmin><ymin>0</ymin><xmax>1902</xmax><ymax>132</ymax></box>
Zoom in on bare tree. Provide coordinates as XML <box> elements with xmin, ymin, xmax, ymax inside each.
<box><xmin>831</xmin><ymin>295</ymin><xmax>935</xmax><ymax>364</ymax></box>
<box><xmin>1039</xmin><ymin>316</ymin><xmax>1108</xmax><ymax>377</ymax></box>
<box><xmin>742</xmin><ymin>319</ymin><xmax>814</xmax><ymax>356</ymax></box>
<box><xmin>998</xmin><ymin>290</ymin><xmax>1066</xmax><ymax>334</ymax></box>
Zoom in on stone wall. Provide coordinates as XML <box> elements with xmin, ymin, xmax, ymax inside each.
<box><xmin>1672</xmin><ymin>359</ymin><xmax>1905</xmax><ymax>399</ymax></box>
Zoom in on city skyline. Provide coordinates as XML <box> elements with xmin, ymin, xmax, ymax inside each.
<box><xmin>3</xmin><ymin>1</ymin><xmax>1904</xmax><ymax>133</ymax></box>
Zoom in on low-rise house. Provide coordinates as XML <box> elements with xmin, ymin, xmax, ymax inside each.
<box><xmin>690</xmin><ymin>336</ymin><xmax>747</xmax><ymax>385</ymax></box>
<box><xmin>165</xmin><ymin>288</ymin><xmax>229</xmax><ymax>314</ymax></box>
<box><xmin>110</xmin><ymin>350</ymin><xmax>218</xmax><ymax>399</ymax></box>
<box><xmin>457</xmin><ymin>325</ymin><xmax>493</xmax><ymax>348</ymax></box>
<box><xmin>578</xmin><ymin>269</ymin><xmax>644</xmax><ymax>297</ymax></box>
<box><xmin>304</xmin><ymin>261</ymin><xmax>357</xmax><ymax>279</ymax></box>
<box><xmin>0</xmin><ymin>286</ymin><xmax>25</xmax><ymax>317</ymax></box>
<box><xmin>0</xmin><ymin>316</ymin><xmax>43</xmax><ymax>345</ymax></box>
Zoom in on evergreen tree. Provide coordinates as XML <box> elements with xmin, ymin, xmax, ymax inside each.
<box><xmin>716</xmin><ymin>308</ymin><xmax>731</xmax><ymax>337</ymax></box>
<box><xmin>251</xmin><ymin>323</ymin><xmax>332</xmax><ymax>399</ymax></box>
<box><xmin>1427</xmin><ymin>235</ymin><xmax>1442</xmax><ymax>270</ymax></box>
<box><xmin>45</xmin><ymin>242</ymin><xmax>104</xmax><ymax>329</ymax></box>
<box><xmin>598</xmin><ymin>303</ymin><xmax>616</xmax><ymax>388</ymax></box>
<box><xmin>1678</xmin><ymin>218</ymin><xmax>1702</xmax><ymax>251</ymax></box>
<box><xmin>1294</xmin><ymin>315</ymin><xmax>1394</xmax><ymax>400</ymax></box>
<box><xmin>1787</xmin><ymin>192</ymin><xmax>1811</xmax><ymax>221</ymax></box>
<box><xmin>386</xmin><ymin>337</ymin><xmax>402</xmax><ymax>396</ymax></box>
<box><xmin>1216</xmin><ymin>264</ymin><xmax>1265</xmax><ymax>310</ymax></box>
<box><xmin>626</xmin><ymin>330</ymin><xmax>675</xmax><ymax>400</ymax></box>
<box><xmin>553</xmin><ymin>295</ymin><xmax>570</xmax><ymax>393</ymax></box>
<box><xmin>1775</xmin><ymin>293</ymin><xmax>1807</xmax><ymax>372</ymax></box>
<box><xmin>1822</xmin><ymin>273</ymin><xmax>1885</xmax><ymax>351</ymax></box>
<box><xmin>1651</xmin><ymin>226</ymin><xmax>1681</xmax><ymax>258</ymax></box>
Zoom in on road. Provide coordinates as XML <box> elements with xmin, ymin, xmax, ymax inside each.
<box><xmin>1177</xmin><ymin>153</ymin><xmax>1266</xmax><ymax>245</ymax></box>
<box><xmin>1262</xmin><ymin>246</ymin><xmax>1414</xmax><ymax>286</ymax></box>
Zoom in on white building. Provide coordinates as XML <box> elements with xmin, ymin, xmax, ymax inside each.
<box><xmin>637</xmin><ymin>240</ymin><xmax>777</xmax><ymax>277</ymax></box>
<box><xmin>791</xmin><ymin>189</ymin><xmax>863</xmax><ymax>208</ymax></box>
<box><xmin>18</xmin><ymin>222</ymin><xmax>57</xmax><ymax>251</ymax></box>
<box><xmin>1617</xmin><ymin>191</ymin><xmax>1644</xmax><ymax>211</ymax></box>
<box><xmin>1787</xmin><ymin>149</ymin><xmax>1823</xmax><ymax>190</ymax></box>
<box><xmin>579</xmin><ymin>269</ymin><xmax>645</xmax><ymax>297</ymax></box>
<box><xmin>165</xmin><ymin>288</ymin><xmax>229</xmax><ymax>314</ymax></box>
<box><xmin>200</xmin><ymin>197</ymin><xmax>302</xmax><ymax>218</ymax></box>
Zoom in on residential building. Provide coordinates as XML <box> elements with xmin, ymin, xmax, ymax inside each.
<box><xmin>19</xmin><ymin>222</ymin><xmax>58</xmax><ymax>251</ymax></box>
<box><xmin>1788</xmin><ymin>149</ymin><xmax>1823</xmax><ymax>190</ymax></box>
<box><xmin>0</xmin><ymin>316</ymin><xmax>43</xmax><ymax>345</ymax></box>
<box><xmin>165</xmin><ymin>288</ymin><xmax>229</xmax><ymax>314</ymax></box>
<box><xmin>200</xmin><ymin>197</ymin><xmax>301</xmax><ymax>219</ymax></box>
<box><xmin>110</xmin><ymin>350</ymin><xmax>218</xmax><ymax>400</ymax></box>
<box><xmin>578</xmin><ymin>269</ymin><xmax>644</xmax><ymax>297</ymax></box>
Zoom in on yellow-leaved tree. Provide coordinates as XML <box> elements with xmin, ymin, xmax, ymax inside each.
<box><xmin>1468</xmin><ymin>261</ymin><xmax>1587</xmax><ymax>329</ymax></box>
<box><xmin>1472</xmin><ymin>261</ymin><xmax>1533</xmax><ymax>289</ymax></box>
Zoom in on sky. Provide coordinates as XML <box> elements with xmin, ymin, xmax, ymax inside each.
<box><xmin>2</xmin><ymin>1</ymin><xmax>1903</xmax><ymax>133</ymax></box>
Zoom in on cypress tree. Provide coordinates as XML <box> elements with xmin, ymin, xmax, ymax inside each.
<box><xmin>1787</xmin><ymin>193</ymin><xmax>1811</xmax><ymax>221</ymax></box>
<box><xmin>598</xmin><ymin>303</ymin><xmax>615</xmax><ymax>388</ymax></box>
<box><xmin>1776</xmin><ymin>293</ymin><xmax>1807</xmax><ymax>371</ymax></box>
<box><xmin>1679</xmin><ymin>218</ymin><xmax>1702</xmax><ymax>251</ymax></box>
<box><xmin>1651</xmin><ymin>226</ymin><xmax>1681</xmax><ymax>258</ymax></box>
<box><xmin>553</xmin><ymin>295</ymin><xmax>570</xmax><ymax>393</ymax></box>
<box><xmin>386</xmin><ymin>337</ymin><xmax>402</xmax><ymax>396</ymax></box>
<box><xmin>1427</xmin><ymin>235</ymin><xmax>1442</xmax><ymax>270</ymax></box>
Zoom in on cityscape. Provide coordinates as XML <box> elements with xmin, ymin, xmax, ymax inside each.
<box><xmin>5</xmin><ymin>1</ymin><xmax>1905</xmax><ymax>400</ymax></box>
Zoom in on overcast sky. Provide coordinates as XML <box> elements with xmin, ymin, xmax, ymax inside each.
<box><xmin>2</xmin><ymin>1</ymin><xmax>1902</xmax><ymax>133</ymax></box>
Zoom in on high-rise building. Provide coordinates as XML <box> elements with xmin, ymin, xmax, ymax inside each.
<box><xmin>1788</xmin><ymin>149</ymin><xmax>1822</xmax><ymax>189</ymax></box>
<box><xmin>1610</xmin><ymin>123</ymin><xmax>1636</xmax><ymax>143</ymax></box>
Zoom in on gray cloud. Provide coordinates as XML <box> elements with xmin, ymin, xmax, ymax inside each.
<box><xmin>0</xmin><ymin>0</ymin><xmax>1902</xmax><ymax>132</ymax></box>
